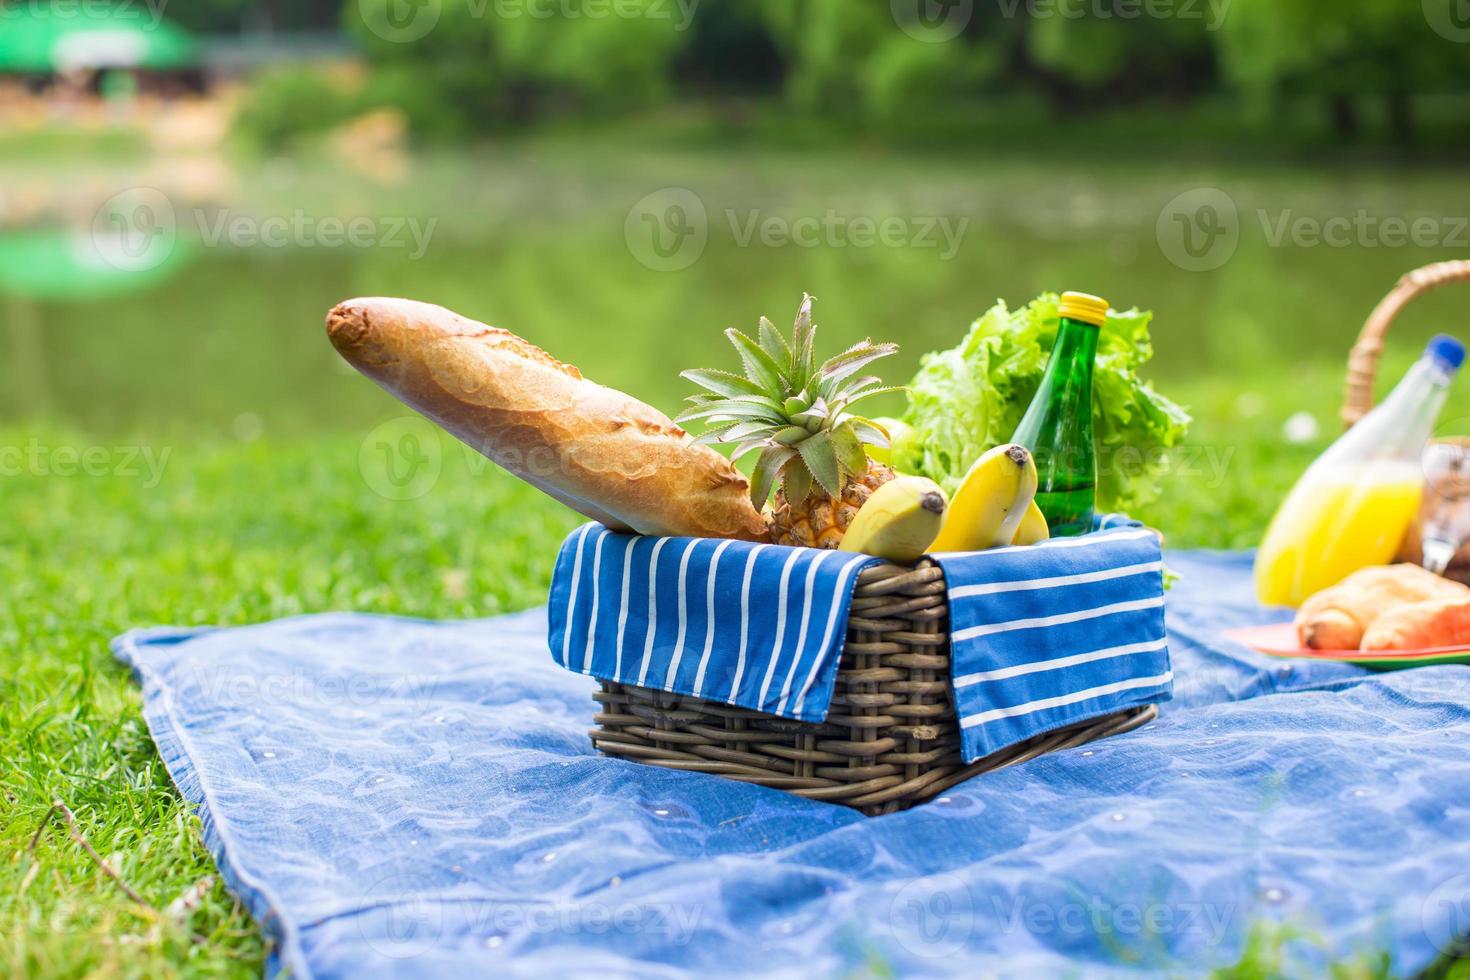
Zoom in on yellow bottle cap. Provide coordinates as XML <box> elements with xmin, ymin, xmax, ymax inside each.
<box><xmin>1059</xmin><ymin>291</ymin><xmax>1109</xmax><ymax>327</ymax></box>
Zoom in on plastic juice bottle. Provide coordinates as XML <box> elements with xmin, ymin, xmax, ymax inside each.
<box><xmin>1011</xmin><ymin>291</ymin><xmax>1107</xmax><ymax>537</ymax></box>
<box><xmin>1254</xmin><ymin>335</ymin><xmax>1465</xmax><ymax>607</ymax></box>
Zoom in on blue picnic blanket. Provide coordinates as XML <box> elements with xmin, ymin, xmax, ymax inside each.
<box><xmin>114</xmin><ymin>550</ymin><xmax>1470</xmax><ymax>978</ymax></box>
<box><xmin>549</xmin><ymin>523</ymin><xmax>1170</xmax><ymax>762</ymax></box>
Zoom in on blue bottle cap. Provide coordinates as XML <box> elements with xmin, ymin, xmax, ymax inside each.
<box><xmin>1427</xmin><ymin>334</ymin><xmax>1465</xmax><ymax>372</ymax></box>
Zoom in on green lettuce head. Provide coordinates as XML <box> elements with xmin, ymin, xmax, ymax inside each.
<box><xmin>896</xmin><ymin>293</ymin><xmax>1191</xmax><ymax>514</ymax></box>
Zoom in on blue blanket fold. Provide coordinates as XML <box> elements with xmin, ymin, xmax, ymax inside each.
<box><xmin>113</xmin><ymin>550</ymin><xmax>1470</xmax><ymax>978</ymax></box>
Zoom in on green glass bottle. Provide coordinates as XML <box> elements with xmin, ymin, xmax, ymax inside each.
<box><xmin>1010</xmin><ymin>291</ymin><xmax>1108</xmax><ymax>537</ymax></box>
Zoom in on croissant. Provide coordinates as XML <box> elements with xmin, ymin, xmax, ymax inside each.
<box><xmin>1295</xmin><ymin>564</ymin><xmax>1469</xmax><ymax>650</ymax></box>
<box><xmin>1362</xmin><ymin>597</ymin><xmax>1470</xmax><ymax>651</ymax></box>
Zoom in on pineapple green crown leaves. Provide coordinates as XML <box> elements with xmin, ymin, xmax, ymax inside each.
<box><xmin>676</xmin><ymin>294</ymin><xmax>903</xmax><ymax>511</ymax></box>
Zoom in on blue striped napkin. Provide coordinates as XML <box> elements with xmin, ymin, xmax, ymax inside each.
<box><xmin>930</xmin><ymin>526</ymin><xmax>1172</xmax><ymax>760</ymax></box>
<box><xmin>548</xmin><ymin>522</ymin><xmax>1171</xmax><ymax>763</ymax></box>
<box><xmin>548</xmin><ymin>524</ymin><xmax>880</xmax><ymax>722</ymax></box>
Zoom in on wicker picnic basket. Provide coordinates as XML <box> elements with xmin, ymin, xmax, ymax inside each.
<box><xmin>590</xmin><ymin>559</ymin><xmax>1157</xmax><ymax>816</ymax></box>
<box><xmin>1342</xmin><ymin>260</ymin><xmax>1470</xmax><ymax>582</ymax></box>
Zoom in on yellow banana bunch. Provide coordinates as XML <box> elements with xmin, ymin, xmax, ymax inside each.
<box><xmin>927</xmin><ymin>444</ymin><xmax>1039</xmax><ymax>552</ymax></box>
<box><xmin>1011</xmin><ymin>499</ymin><xmax>1050</xmax><ymax>545</ymax></box>
<box><xmin>838</xmin><ymin>476</ymin><xmax>948</xmax><ymax>564</ymax></box>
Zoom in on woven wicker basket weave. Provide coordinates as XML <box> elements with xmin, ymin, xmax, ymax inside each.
<box><xmin>1341</xmin><ymin>260</ymin><xmax>1470</xmax><ymax>582</ymax></box>
<box><xmin>590</xmin><ymin>558</ymin><xmax>1158</xmax><ymax>816</ymax></box>
<box><xmin>1342</xmin><ymin>259</ymin><xmax>1470</xmax><ymax>426</ymax></box>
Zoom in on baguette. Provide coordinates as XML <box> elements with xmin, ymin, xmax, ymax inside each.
<box><xmin>326</xmin><ymin>297</ymin><xmax>769</xmax><ymax>541</ymax></box>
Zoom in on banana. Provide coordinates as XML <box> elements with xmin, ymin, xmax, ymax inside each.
<box><xmin>1011</xmin><ymin>499</ymin><xmax>1050</xmax><ymax>546</ymax></box>
<box><xmin>927</xmin><ymin>444</ymin><xmax>1038</xmax><ymax>552</ymax></box>
<box><xmin>838</xmin><ymin>476</ymin><xmax>948</xmax><ymax>564</ymax></box>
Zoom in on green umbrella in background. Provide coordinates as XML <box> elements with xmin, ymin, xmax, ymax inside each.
<box><xmin>0</xmin><ymin>3</ymin><xmax>197</xmax><ymax>73</ymax></box>
<box><xmin>0</xmin><ymin>224</ymin><xmax>193</xmax><ymax>417</ymax></box>
<box><xmin>0</xmin><ymin>230</ymin><xmax>191</xmax><ymax>299</ymax></box>
<box><xmin>0</xmin><ymin>185</ymin><xmax>194</xmax><ymax>299</ymax></box>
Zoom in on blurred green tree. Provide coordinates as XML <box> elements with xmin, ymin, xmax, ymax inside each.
<box><xmin>675</xmin><ymin>1</ymin><xmax>784</xmax><ymax>94</ymax></box>
<box><xmin>1024</xmin><ymin>1</ymin><xmax>1217</xmax><ymax>112</ymax></box>
<box><xmin>753</xmin><ymin>0</ymin><xmax>1006</xmax><ymax>121</ymax></box>
<box><xmin>232</xmin><ymin>66</ymin><xmax>361</xmax><ymax>150</ymax></box>
<box><xmin>349</xmin><ymin>0</ymin><xmax>693</xmax><ymax>137</ymax></box>
<box><xmin>1219</xmin><ymin>0</ymin><xmax>1462</xmax><ymax>141</ymax></box>
<box><xmin>216</xmin><ymin>0</ymin><xmax>1470</xmax><ymax>146</ymax></box>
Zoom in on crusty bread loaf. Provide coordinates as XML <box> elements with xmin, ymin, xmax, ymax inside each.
<box><xmin>326</xmin><ymin>297</ymin><xmax>769</xmax><ymax>541</ymax></box>
<box><xmin>1362</xmin><ymin>596</ymin><xmax>1470</xmax><ymax>650</ymax></box>
<box><xmin>1295</xmin><ymin>563</ymin><xmax>1469</xmax><ymax>650</ymax></box>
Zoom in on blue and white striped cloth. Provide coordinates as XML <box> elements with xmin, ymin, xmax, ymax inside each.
<box><xmin>928</xmin><ymin>526</ymin><xmax>1172</xmax><ymax>760</ymax></box>
<box><xmin>548</xmin><ymin>522</ymin><xmax>1171</xmax><ymax>763</ymax></box>
<box><xmin>548</xmin><ymin>524</ymin><xmax>881</xmax><ymax>722</ymax></box>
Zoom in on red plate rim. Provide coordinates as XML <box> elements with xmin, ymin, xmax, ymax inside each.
<box><xmin>1223</xmin><ymin>622</ymin><xmax>1470</xmax><ymax>659</ymax></box>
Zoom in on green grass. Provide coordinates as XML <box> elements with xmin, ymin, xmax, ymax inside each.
<box><xmin>0</xmin><ymin>363</ymin><xmax>1463</xmax><ymax>975</ymax></box>
<box><xmin>0</xmin><ymin>434</ymin><xmax>583</xmax><ymax>976</ymax></box>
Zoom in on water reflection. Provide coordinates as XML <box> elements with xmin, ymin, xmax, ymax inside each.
<box><xmin>1</xmin><ymin>147</ymin><xmax>1465</xmax><ymax>435</ymax></box>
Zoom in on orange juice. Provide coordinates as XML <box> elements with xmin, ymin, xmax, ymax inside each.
<box><xmin>1255</xmin><ymin>462</ymin><xmax>1424</xmax><ymax>607</ymax></box>
<box><xmin>1254</xmin><ymin>336</ymin><xmax>1463</xmax><ymax>608</ymax></box>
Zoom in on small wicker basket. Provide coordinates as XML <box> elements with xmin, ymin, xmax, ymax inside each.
<box><xmin>1341</xmin><ymin>260</ymin><xmax>1470</xmax><ymax>583</ymax></box>
<box><xmin>590</xmin><ymin>558</ymin><xmax>1157</xmax><ymax>816</ymax></box>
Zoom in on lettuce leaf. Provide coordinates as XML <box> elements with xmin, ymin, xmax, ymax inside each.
<box><xmin>896</xmin><ymin>293</ymin><xmax>1191</xmax><ymax>513</ymax></box>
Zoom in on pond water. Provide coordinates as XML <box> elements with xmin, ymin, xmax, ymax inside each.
<box><xmin>3</xmin><ymin>143</ymin><xmax>1467</xmax><ymax>438</ymax></box>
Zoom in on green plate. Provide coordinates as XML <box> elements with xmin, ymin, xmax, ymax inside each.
<box><xmin>1224</xmin><ymin>623</ymin><xmax>1470</xmax><ymax>671</ymax></box>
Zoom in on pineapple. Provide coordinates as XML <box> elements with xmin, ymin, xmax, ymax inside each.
<box><xmin>678</xmin><ymin>294</ymin><xmax>902</xmax><ymax>549</ymax></box>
